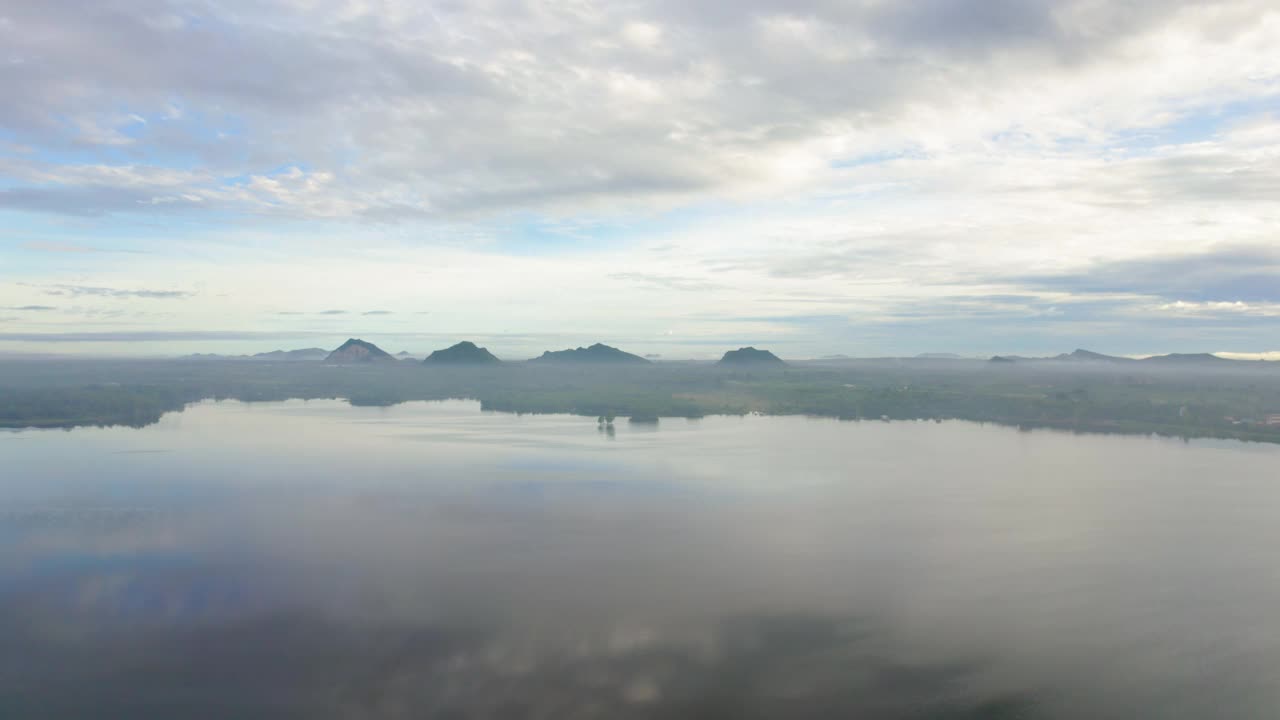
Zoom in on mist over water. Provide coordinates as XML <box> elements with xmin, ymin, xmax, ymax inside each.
<box><xmin>3</xmin><ymin>400</ymin><xmax>1280</xmax><ymax>718</ymax></box>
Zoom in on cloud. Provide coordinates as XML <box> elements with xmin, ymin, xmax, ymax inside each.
<box><xmin>608</xmin><ymin>273</ymin><xmax>727</xmax><ymax>292</ymax></box>
<box><xmin>6</xmin><ymin>305</ymin><xmax>57</xmax><ymax>311</ymax></box>
<box><xmin>1009</xmin><ymin>246</ymin><xmax>1280</xmax><ymax>303</ymax></box>
<box><xmin>0</xmin><ymin>331</ymin><xmax>328</xmax><ymax>342</ymax></box>
<box><xmin>21</xmin><ymin>241</ymin><xmax>146</xmax><ymax>254</ymax></box>
<box><xmin>0</xmin><ymin>0</ymin><xmax>1275</xmax><ymax>220</ymax></box>
<box><xmin>274</xmin><ymin>309</ymin><xmax>390</xmax><ymax>317</ymax></box>
<box><xmin>0</xmin><ymin>186</ymin><xmax>178</xmax><ymax>217</ymax></box>
<box><xmin>41</xmin><ymin>285</ymin><xmax>194</xmax><ymax>299</ymax></box>
<box><xmin>1217</xmin><ymin>350</ymin><xmax>1280</xmax><ymax>361</ymax></box>
<box><xmin>1</xmin><ymin>0</ymin><xmax>1279</xmax><ymax>357</ymax></box>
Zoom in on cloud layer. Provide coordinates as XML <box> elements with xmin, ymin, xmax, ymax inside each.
<box><xmin>1</xmin><ymin>0</ymin><xmax>1278</xmax><ymax>356</ymax></box>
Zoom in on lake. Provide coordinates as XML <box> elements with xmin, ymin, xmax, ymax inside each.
<box><xmin>3</xmin><ymin>399</ymin><xmax>1279</xmax><ymax>718</ymax></box>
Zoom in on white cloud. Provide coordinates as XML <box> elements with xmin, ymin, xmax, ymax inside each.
<box><xmin>1</xmin><ymin>0</ymin><xmax>1279</xmax><ymax>355</ymax></box>
<box><xmin>621</xmin><ymin>21</ymin><xmax>663</xmax><ymax>49</ymax></box>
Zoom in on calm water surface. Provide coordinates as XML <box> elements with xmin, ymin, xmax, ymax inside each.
<box><xmin>3</xmin><ymin>400</ymin><xmax>1280</xmax><ymax>718</ymax></box>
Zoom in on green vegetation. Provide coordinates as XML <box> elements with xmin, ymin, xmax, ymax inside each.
<box><xmin>2</xmin><ymin>357</ymin><xmax>1280</xmax><ymax>444</ymax></box>
<box><xmin>0</xmin><ymin>384</ymin><xmax>188</xmax><ymax>429</ymax></box>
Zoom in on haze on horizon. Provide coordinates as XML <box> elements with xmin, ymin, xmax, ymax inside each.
<box><xmin>1</xmin><ymin>0</ymin><xmax>1279</xmax><ymax>360</ymax></box>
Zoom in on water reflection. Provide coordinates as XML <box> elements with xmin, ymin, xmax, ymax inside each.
<box><xmin>2</xmin><ymin>400</ymin><xmax>1280</xmax><ymax>718</ymax></box>
<box><xmin>1</xmin><ymin>607</ymin><xmax>1037</xmax><ymax>719</ymax></box>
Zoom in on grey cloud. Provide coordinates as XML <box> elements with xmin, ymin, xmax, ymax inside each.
<box><xmin>609</xmin><ymin>272</ymin><xmax>727</xmax><ymax>292</ymax></box>
<box><xmin>1009</xmin><ymin>246</ymin><xmax>1280</xmax><ymax>303</ymax></box>
<box><xmin>1048</xmin><ymin>148</ymin><xmax>1280</xmax><ymax>210</ymax></box>
<box><xmin>718</xmin><ymin>230</ymin><xmax>956</xmax><ymax>281</ymax></box>
<box><xmin>0</xmin><ymin>186</ymin><xmax>203</xmax><ymax>217</ymax></box>
<box><xmin>7</xmin><ymin>305</ymin><xmax>57</xmax><ymax>311</ymax></box>
<box><xmin>21</xmin><ymin>241</ymin><xmax>146</xmax><ymax>254</ymax></box>
<box><xmin>0</xmin><ymin>0</ymin><xmax>490</xmax><ymax>131</ymax></box>
<box><xmin>44</xmin><ymin>285</ymin><xmax>193</xmax><ymax>299</ymax></box>
<box><xmin>275</xmin><ymin>309</ymin><xmax>389</xmax><ymax>316</ymax></box>
<box><xmin>0</xmin><ymin>331</ymin><xmax>328</xmax><ymax>342</ymax></box>
<box><xmin>1</xmin><ymin>0</ymin><xmax>1264</xmax><ymax>219</ymax></box>
<box><xmin>709</xmin><ymin>314</ymin><xmax>848</xmax><ymax>325</ymax></box>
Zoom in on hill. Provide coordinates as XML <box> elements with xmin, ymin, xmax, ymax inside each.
<box><xmin>423</xmin><ymin>341</ymin><xmax>502</xmax><ymax>365</ymax></box>
<box><xmin>717</xmin><ymin>347</ymin><xmax>785</xmax><ymax>367</ymax></box>
<box><xmin>323</xmin><ymin>338</ymin><xmax>395</xmax><ymax>364</ymax></box>
<box><xmin>529</xmin><ymin>343</ymin><xmax>649</xmax><ymax>365</ymax></box>
<box><xmin>1052</xmin><ymin>349</ymin><xmax>1132</xmax><ymax>363</ymax></box>
<box><xmin>1141</xmin><ymin>352</ymin><xmax>1228</xmax><ymax>364</ymax></box>
<box><xmin>990</xmin><ymin>349</ymin><xmax>1234</xmax><ymax>365</ymax></box>
<box><xmin>253</xmin><ymin>348</ymin><xmax>328</xmax><ymax>362</ymax></box>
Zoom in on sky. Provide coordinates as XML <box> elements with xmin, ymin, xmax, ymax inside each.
<box><xmin>1</xmin><ymin>0</ymin><xmax>1278</xmax><ymax>360</ymax></box>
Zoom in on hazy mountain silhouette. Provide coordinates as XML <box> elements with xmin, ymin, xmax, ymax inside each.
<box><xmin>718</xmin><ymin>347</ymin><xmax>786</xmax><ymax>367</ymax></box>
<box><xmin>423</xmin><ymin>341</ymin><xmax>501</xmax><ymax>365</ymax></box>
<box><xmin>1051</xmin><ymin>349</ymin><xmax>1131</xmax><ymax>363</ymax></box>
<box><xmin>1141</xmin><ymin>352</ymin><xmax>1228</xmax><ymax>364</ymax></box>
<box><xmin>529</xmin><ymin>343</ymin><xmax>649</xmax><ymax>364</ymax></box>
<box><xmin>323</xmin><ymin>338</ymin><xmax>395</xmax><ymax>364</ymax></box>
<box><xmin>990</xmin><ymin>349</ymin><xmax>1230</xmax><ymax>365</ymax></box>
<box><xmin>253</xmin><ymin>348</ymin><xmax>328</xmax><ymax>362</ymax></box>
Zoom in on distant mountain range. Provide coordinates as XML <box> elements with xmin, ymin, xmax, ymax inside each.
<box><xmin>989</xmin><ymin>348</ymin><xmax>1231</xmax><ymax>365</ymax></box>
<box><xmin>423</xmin><ymin>341</ymin><xmax>501</xmax><ymax>365</ymax></box>
<box><xmin>175</xmin><ymin>341</ymin><xmax>1248</xmax><ymax>367</ymax></box>
<box><xmin>253</xmin><ymin>347</ymin><xmax>329</xmax><ymax>362</ymax></box>
<box><xmin>178</xmin><ymin>347</ymin><xmax>329</xmax><ymax>362</ymax></box>
<box><xmin>717</xmin><ymin>347</ymin><xmax>785</xmax><ymax>367</ymax></box>
<box><xmin>529</xmin><ymin>343</ymin><xmax>649</xmax><ymax>365</ymax></box>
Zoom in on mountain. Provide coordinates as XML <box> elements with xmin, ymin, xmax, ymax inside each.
<box><xmin>423</xmin><ymin>341</ymin><xmax>502</xmax><ymax>365</ymax></box>
<box><xmin>1052</xmin><ymin>349</ymin><xmax>1132</xmax><ymax>363</ymax></box>
<box><xmin>529</xmin><ymin>343</ymin><xmax>649</xmax><ymax>365</ymax></box>
<box><xmin>176</xmin><ymin>352</ymin><xmax>235</xmax><ymax>361</ymax></box>
<box><xmin>717</xmin><ymin>347</ymin><xmax>786</xmax><ymax>367</ymax></box>
<box><xmin>323</xmin><ymin>338</ymin><xmax>395</xmax><ymax>364</ymax></box>
<box><xmin>916</xmin><ymin>353</ymin><xmax>963</xmax><ymax>359</ymax></box>
<box><xmin>252</xmin><ymin>348</ymin><xmax>328</xmax><ymax>362</ymax></box>
<box><xmin>1141</xmin><ymin>352</ymin><xmax>1228</xmax><ymax>364</ymax></box>
<box><xmin>990</xmin><ymin>349</ymin><xmax>1234</xmax><ymax>365</ymax></box>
